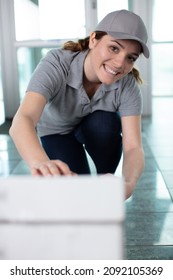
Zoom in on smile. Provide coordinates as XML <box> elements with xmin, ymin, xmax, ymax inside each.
<box><xmin>104</xmin><ymin>65</ymin><xmax>120</xmax><ymax>75</ymax></box>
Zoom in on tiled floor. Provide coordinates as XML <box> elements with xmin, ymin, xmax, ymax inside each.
<box><xmin>125</xmin><ymin>97</ymin><xmax>173</xmax><ymax>260</ymax></box>
<box><xmin>0</xmin><ymin>97</ymin><xmax>173</xmax><ymax>260</ymax></box>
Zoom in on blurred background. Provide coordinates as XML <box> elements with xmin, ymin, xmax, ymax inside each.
<box><xmin>0</xmin><ymin>0</ymin><xmax>173</xmax><ymax>124</ymax></box>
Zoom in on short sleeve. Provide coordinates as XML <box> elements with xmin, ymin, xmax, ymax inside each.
<box><xmin>118</xmin><ymin>73</ymin><xmax>143</xmax><ymax>117</ymax></box>
<box><xmin>26</xmin><ymin>50</ymin><xmax>63</xmax><ymax>101</ymax></box>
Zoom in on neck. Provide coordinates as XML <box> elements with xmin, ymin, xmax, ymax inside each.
<box><xmin>83</xmin><ymin>51</ymin><xmax>101</xmax><ymax>98</ymax></box>
<box><xmin>83</xmin><ymin>74</ymin><xmax>101</xmax><ymax>99</ymax></box>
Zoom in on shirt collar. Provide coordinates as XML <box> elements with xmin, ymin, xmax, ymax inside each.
<box><xmin>66</xmin><ymin>50</ymin><xmax>88</xmax><ymax>89</ymax></box>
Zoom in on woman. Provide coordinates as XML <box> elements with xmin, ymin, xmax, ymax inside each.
<box><xmin>9</xmin><ymin>10</ymin><xmax>149</xmax><ymax>199</ymax></box>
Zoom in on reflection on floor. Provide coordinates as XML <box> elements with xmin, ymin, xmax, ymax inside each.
<box><xmin>0</xmin><ymin>97</ymin><xmax>173</xmax><ymax>260</ymax></box>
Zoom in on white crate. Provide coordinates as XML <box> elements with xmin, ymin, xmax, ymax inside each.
<box><xmin>0</xmin><ymin>176</ymin><xmax>125</xmax><ymax>259</ymax></box>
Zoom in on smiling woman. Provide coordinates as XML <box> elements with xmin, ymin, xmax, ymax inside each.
<box><xmin>9</xmin><ymin>10</ymin><xmax>149</xmax><ymax>199</ymax></box>
<box><xmin>85</xmin><ymin>35</ymin><xmax>142</xmax><ymax>85</ymax></box>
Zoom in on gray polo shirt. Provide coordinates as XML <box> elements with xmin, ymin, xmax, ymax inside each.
<box><xmin>27</xmin><ymin>48</ymin><xmax>142</xmax><ymax>137</ymax></box>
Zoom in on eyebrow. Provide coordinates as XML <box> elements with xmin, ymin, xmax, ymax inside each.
<box><xmin>111</xmin><ymin>40</ymin><xmax>140</xmax><ymax>57</ymax></box>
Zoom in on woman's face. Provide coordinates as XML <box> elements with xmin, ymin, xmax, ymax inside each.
<box><xmin>86</xmin><ymin>33</ymin><xmax>142</xmax><ymax>85</ymax></box>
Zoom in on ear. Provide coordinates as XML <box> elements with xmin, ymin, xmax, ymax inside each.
<box><xmin>89</xmin><ymin>32</ymin><xmax>97</xmax><ymax>49</ymax></box>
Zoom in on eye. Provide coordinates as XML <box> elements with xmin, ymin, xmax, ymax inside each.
<box><xmin>110</xmin><ymin>46</ymin><xmax>119</xmax><ymax>53</ymax></box>
<box><xmin>128</xmin><ymin>56</ymin><xmax>137</xmax><ymax>63</ymax></box>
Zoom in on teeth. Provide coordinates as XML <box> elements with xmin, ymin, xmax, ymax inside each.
<box><xmin>105</xmin><ymin>65</ymin><xmax>118</xmax><ymax>75</ymax></box>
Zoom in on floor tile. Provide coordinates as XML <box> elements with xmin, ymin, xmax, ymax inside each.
<box><xmin>125</xmin><ymin>212</ymin><xmax>173</xmax><ymax>246</ymax></box>
<box><xmin>0</xmin><ymin>150</ymin><xmax>21</xmax><ymax>161</ymax></box>
<box><xmin>0</xmin><ymin>135</ymin><xmax>15</xmax><ymax>150</ymax></box>
<box><xmin>167</xmin><ymin>189</ymin><xmax>173</xmax><ymax>201</ymax></box>
<box><xmin>162</xmin><ymin>171</ymin><xmax>173</xmax><ymax>187</ymax></box>
<box><xmin>0</xmin><ymin>159</ymin><xmax>21</xmax><ymax>176</ymax></box>
<box><xmin>135</xmin><ymin>171</ymin><xmax>168</xmax><ymax>190</ymax></box>
<box><xmin>161</xmin><ymin>171</ymin><xmax>173</xmax><ymax>200</ymax></box>
<box><xmin>126</xmin><ymin>245</ymin><xmax>173</xmax><ymax>260</ymax></box>
<box><xmin>156</xmin><ymin>157</ymin><xmax>173</xmax><ymax>171</ymax></box>
<box><xmin>11</xmin><ymin>160</ymin><xmax>30</xmax><ymax>175</ymax></box>
<box><xmin>126</xmin><ymin>188</ymin><xmax>173</xmax><ymax>212</ymax></box>
<box><xmin>143</xmin><ymin>158</ymin><xmax>159</xmax><ymax>172</ymax></box>
<box><xmin>151</xmin><ymin>146</ymin><xmax>173</xmax><ymax>157</ymax></box>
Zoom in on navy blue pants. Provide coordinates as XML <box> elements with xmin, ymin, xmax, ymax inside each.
<box><xmin>40</xmin><ymin>111</ymin><xmax>122</xmax><ymax>174</ymax></box>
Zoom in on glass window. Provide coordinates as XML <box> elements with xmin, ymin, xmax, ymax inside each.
<box><xmin>152</xmin><ymin>0</ymin><xmax>173</xmax><ymax>96</ymax></box>
<box><xmin>97</xmin><ymin>0</ymin><xmax>128</xmax><ymax>21</ymax></box>
<box><xmin>14</xmin><ymin>0</ymin><xmax>40</xmax><ymax>41</ymax></box>
<box><xmin>0</xmin><ymin>52</ymin><xmax>5</xmax><ymax>124</ymax></box>
<box><xmin>17</xmin><ymin>47</ymin><xmax>54</xmax><ymax>100</ymax></box>
<box><xmin>14</xmin><ymin>0</ymin><xmax>85</xmax><ymax>41</ymax></box>
<box><xmin>152</xmin><ymin>43</ymin><xmax>173</xmax><ymax>96</ymax></box>
<box><xmin>152</xmin><ymin>0</ymin><xmax>173</xmax><ymax>41</ymax></box>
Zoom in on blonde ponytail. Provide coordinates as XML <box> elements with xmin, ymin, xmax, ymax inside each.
<box><xmin>131</xmin><ymin>67</ymin><xmax>143</xmax><ymax>84</ymax></box>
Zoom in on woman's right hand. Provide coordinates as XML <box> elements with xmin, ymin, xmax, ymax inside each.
<box><xmin>30</xmin><ymin>160</ymin><xmax>77</xmax><ymax>176</ymax></box>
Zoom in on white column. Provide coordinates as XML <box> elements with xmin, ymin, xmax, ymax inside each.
<box><xmin>0</xmin><ymin>0</ymin><xmax>20</xmax><ymax>119</ymax></box>
<box><xmin>130</xmin><ymin>0</ymin><xmax>153</xmax><ymax>116</ymax></box>
<box><xmin>85</xmin><ymin>0</ymin><xmax>98</xmax><ymax>36</ymax></box>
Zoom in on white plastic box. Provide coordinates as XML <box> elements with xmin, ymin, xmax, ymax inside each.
<box><xmin>0</xmin><ymin>175</ymin><xmax>125</xmax><ymax>260</ymax></box>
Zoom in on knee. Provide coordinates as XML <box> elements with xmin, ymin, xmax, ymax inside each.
<box><xmin>82</xmin><ymin>110</ymin><xmax>122</xmax><ymax>136</ymax></box>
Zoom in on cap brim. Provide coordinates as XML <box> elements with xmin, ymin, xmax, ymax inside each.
<box><xmin>107</xmin><ymin>31</ymin><xmax>150</xmax><ymax>58</ymax></box>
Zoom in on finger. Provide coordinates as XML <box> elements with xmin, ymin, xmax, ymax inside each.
<box><xmin>53</xmin><ymin>160</ymin><xmax>76</xmax><ymax>175</ymax></box>
<box><xmin>32</xmin><ymin>164</ymin><xmax>61</xmax><ymax>176</ymax></box>
<box><xmin>30</xmin><ymin>160</ymin><xmax>77</xmax><ymax>177</ymax></box>
<box><xmin>31</xmin><ymin>167</ymin><xmax>43</xmax><ymax>176</ymax></box>
<box><xmin>46</xmin><ymin>162</ymin><xmax>64</xmax><ymax>175</ymax></box>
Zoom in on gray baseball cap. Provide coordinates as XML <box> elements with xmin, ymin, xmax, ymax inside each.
<box><xmin>94</xmin><ymin>10</ymin><xmax>149</xmax><ymax>58</ymax></box>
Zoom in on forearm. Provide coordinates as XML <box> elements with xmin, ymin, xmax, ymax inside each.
<box><xmin>9</xmin><ymin>116</ymin><xmax>49</xmax><ymax>168</ymax></box>
<box><xmin>10</xmin><ymin>115</ymin><xmax>75</xmax><ymax>176</ymax></box>
<box><xmin>122</xmin><ymin>147</ymin><xmax>145</xmax><ymax>199</ymax></box>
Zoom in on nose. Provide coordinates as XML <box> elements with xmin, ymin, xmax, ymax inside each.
<box><xmin>113</xmin><ymin>53</ymin><xmax>126</xmax><ymax>70</ymax></box>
